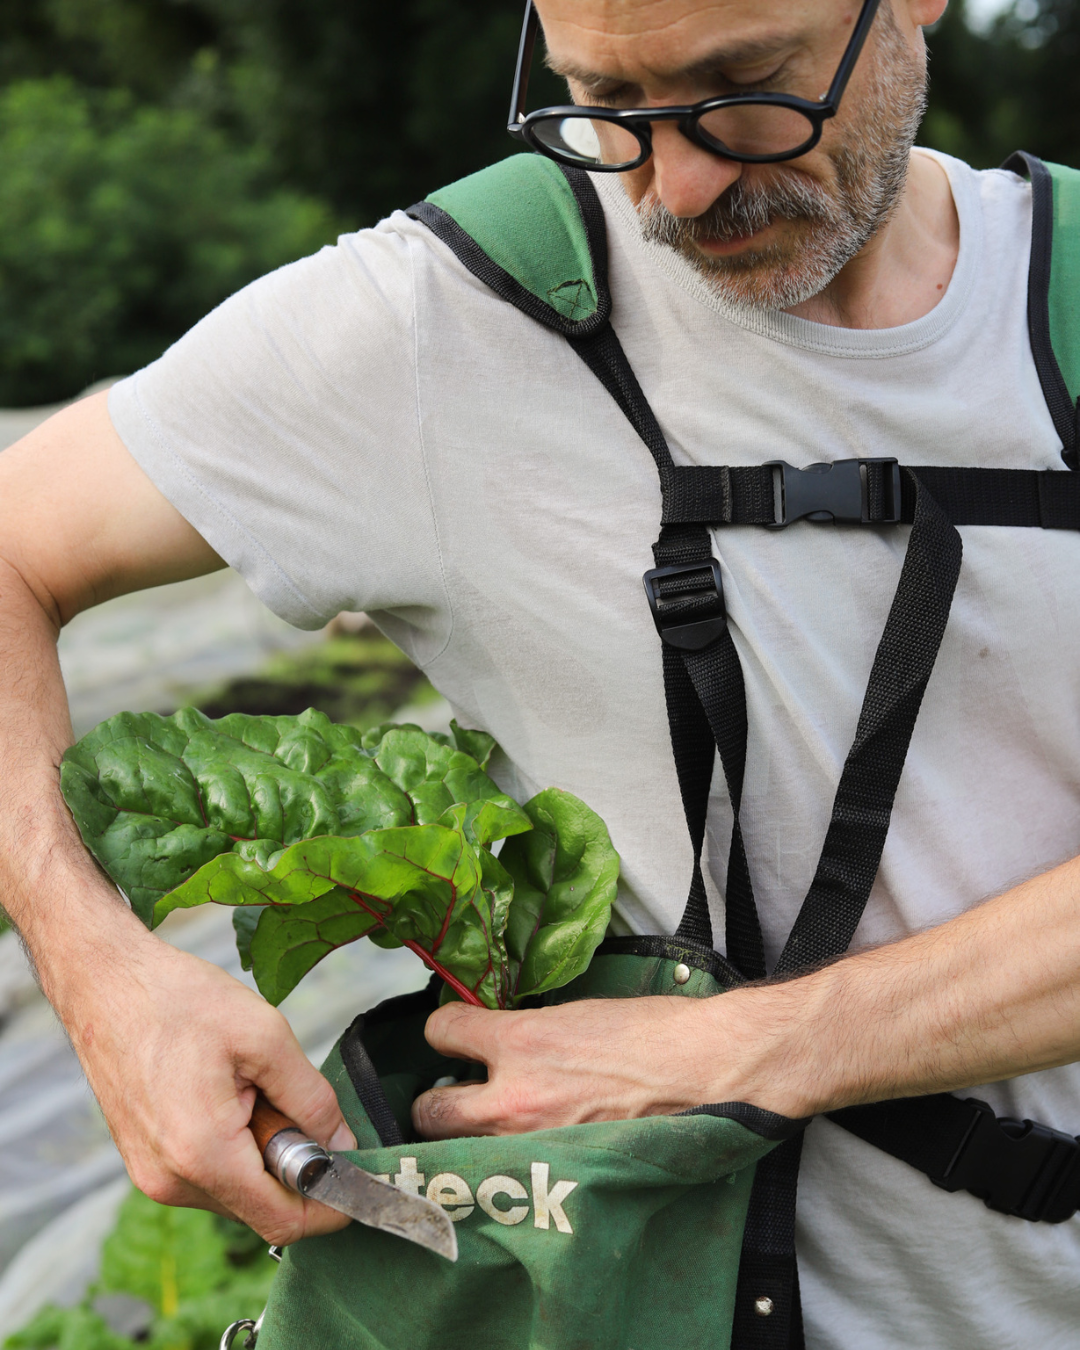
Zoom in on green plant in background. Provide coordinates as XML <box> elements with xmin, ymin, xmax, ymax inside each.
<box><xmin>0</xmin><ymin>76</ymin><xmax>337</xmax><ymax>405</ymax></box>
<box><xmin>60</xmin><ymin>708</ymin><xmax>620</xmax><ymax>1010</ymax></box>
<box><xmin>1</xmin><ymin>0</ymin><xmax>1077</xmax><ymax>407</ymax></box>
<box><xmin>195</xmin><ymin>630</ymin><xmax>439</xmax><ymax>728</ymax></box>
<box><xmin>4</xmin><ymin>1188</ymin><xmax>275</xmax><ymax>1350</ymax></box>
<box><xmin>923</xmin><ymin>0</ymin><xmax>1080</xmax><ymax>168</ymax></box>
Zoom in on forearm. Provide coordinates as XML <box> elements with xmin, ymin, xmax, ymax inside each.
<box><xmin>415</xmin><ymin>852</ymin><xmax>1080</xmax><ymax>1139</ymax></box>
<box><xmin>0</xmin><ymin>399</ymin><xmax>357</xmax><ymax>1239</ymax></box>
<box><xmin>0</xmin><ymin>556</ymin><xmax>149</xmax><ymax>1008</ymax></box>
<box><xmin>729</xmin><ymin>853</ymin><xmax>1080</xmax><ymax>1119</ymax></box>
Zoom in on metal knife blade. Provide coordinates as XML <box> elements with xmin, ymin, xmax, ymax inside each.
<box><xmin>251</xmin><ymin>1096</ymin><xmax>458</xmax><ymax>1262</ymax></box>
<box><xmin>304</xmin><ymin>1155</ymin><xmax>458</xmax><ymax>1261</ymax></box>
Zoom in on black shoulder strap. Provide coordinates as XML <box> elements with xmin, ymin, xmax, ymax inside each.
<box><xmin>1003</xmin><ymin>151</ymin><xmax>1079</xmax><ymax>466</ymax></box>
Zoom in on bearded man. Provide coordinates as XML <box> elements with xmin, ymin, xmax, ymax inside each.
<box><xmin>1</xmin><ymin>0</ymin><xmax>1079</xmax><ymax>1346</ymax></box>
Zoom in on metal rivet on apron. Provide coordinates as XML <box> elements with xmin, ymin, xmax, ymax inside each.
<box><xmin>673</xmin><ymin>963</ymin><xmax>691</xmax><ymax>985</ymax></box>
<box><xmin>753</xmin><ymin>1297</ymin><xmax>775</xmax><ymax>1317</ymax></box>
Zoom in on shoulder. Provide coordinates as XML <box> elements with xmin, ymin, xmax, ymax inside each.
<box><xmin>916</xmin><ymin>147</ymin><xmax>1032</xmax><ymax>214</ymax></box>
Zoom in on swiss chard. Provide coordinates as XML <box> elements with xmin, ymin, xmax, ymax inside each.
<box><xmin>61</xmin><ymin>708</ymin><xmax>619</xmax><ymax>1009</ymax></box>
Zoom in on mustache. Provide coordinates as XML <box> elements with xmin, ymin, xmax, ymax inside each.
<box><xmin>638</xmin><ymin>172</ymin><xmax>840</xmax><ymax>249</ymax></box>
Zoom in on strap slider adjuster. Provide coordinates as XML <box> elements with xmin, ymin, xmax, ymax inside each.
<box><xmin>642</xmin><ymin>559</ymin><xmax>726</xmax><ymax>651</ymax></box>
<box><xmin>765</xmin><ymin>457</ymin><xmax>902</xmax><ymax>528</ymax></box>
<box><xmin>936</xmin><ymin>1098</ymin><xmax>1080</xmax><ymax>1223</ymax></box>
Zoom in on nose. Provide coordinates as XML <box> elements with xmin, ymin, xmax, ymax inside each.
<box><xmin>648</xmin><ymin>122</ymin><xmax>744</xmax><ymax>219</ymax></box>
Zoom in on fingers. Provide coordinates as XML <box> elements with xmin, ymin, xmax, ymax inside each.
<box><xmin>412</xmin><ymin>1082</ymin><xmax>492</xmax><ymax>1140</ymax></box>
<box><xmin>238</xmin><ymin>1023</ymin><xmax>358</xmax><ymax>1154</ymax></box>
<box><xmin>186</xmin><ymin>1130</ymin><xmax>353</xmax><ymax>1244</ymax></box>
<box><xmin>423</xmin><ymin>1001</ymin><xmax>503</xmax><ymax>1062</ymax></box>
<box><xmin>67</xmin><ymin>939</ymin><xmax>356</xmax><ymax>1246</ymax></box>
<box><xmin>414</xmin><ymin>997</ymin><xmax>723</xmax><ymax>1140</ymax></box>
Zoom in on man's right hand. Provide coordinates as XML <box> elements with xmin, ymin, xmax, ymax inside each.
<box><xmin>0</xmin><ymin>388</ymin><xmax>356</xmax><ymax>1241</ymax></box>
<box><xmin>55</xmin><ymin>911</ymin><xmax>357</xmax><ymax>1245</ymax></box>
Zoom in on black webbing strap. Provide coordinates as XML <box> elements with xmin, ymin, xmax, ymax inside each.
<box><xmin>830</xmin><ymin>1094</ymin><xmax>1080</xmax><ymax>1224</ymax></box>
<box><xmin>661</xmin><ymin>460</ymin><xmax>1080</xmax><ymax>529</ymax></box>
<box><xmin>773</xmin><ymin>473</ymin><xmax>962</xmax><ymax>974</ymax></box>
<box><xmin>340</xmin><ymin>1015</ymin><xmax>406</xmax><ymax>1148</ymax></box>
<box><xmin>574</xmin><ymin>314</ymin><xmax>967</xmax><ymax>1348</ymax></box>
<box><xmin>728</xmin><ymin>471</ymin><xmax>960</xmax><ymax>1350</ymax></box>
<box><xmin>571</xmin><ymin>326</ymin><xmax>732</xmax><ymax>950</ymax></box>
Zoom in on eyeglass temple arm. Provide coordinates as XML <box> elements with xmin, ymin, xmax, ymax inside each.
<box><xmin>507</xmin><ymin>1</ymin><xmax>539</xmax><ymax>137</ymax></box>
<box><xmin>821</xmin><ymin>0</ymin><xmax>882</xmax><ymax>109</ymax></box>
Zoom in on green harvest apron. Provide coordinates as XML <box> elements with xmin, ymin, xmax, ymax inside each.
<box><xmin>256</xmin><ymin>941</ymin><xmax>800</xmax><ymax>1350</ymax></box>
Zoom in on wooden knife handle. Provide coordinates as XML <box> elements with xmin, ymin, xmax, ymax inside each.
<box><xmin>251</xmin><ymin>1094</ymin><xmax>332</xmax><ymax>1195</ymax></box>
<box><xmin>250</xmin><ymin>1094</ymin><xmax>299</xmax><ymax>1158</ymax></box>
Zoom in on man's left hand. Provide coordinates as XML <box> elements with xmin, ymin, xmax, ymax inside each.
<box><xmin>411</xmin><ymin>993</ymin><xmax>794</xmax><ymax>1139</ymax></box>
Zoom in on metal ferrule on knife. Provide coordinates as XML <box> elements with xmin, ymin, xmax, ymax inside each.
<box><xmin>263</xmin><ymin>1128</ymin><xmax>332</xmax><ymax>1196</ymax></box>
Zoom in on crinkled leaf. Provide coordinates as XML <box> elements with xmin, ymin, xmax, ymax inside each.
<box><xmin>439</xmin><ymin>796</ymin><xmax>532</xmax><ymax>848</ymax></box>
<box><xmin>448</xmin><ymin>718</ymin><xmax>496</xmax><ymax>769</ymax></box>
<box><xmin>61</xmin><ymin>707</ymin><xmax>414</xmax><ymax>924</ymax></box>
<box><xmin>370</xmin><ymin>726</ymin><xmax>506</xmax><ymax>825</ymax></box>
<box><xmin>500</xmin><ymin>788</ymin><xmax>619</xmax><ymax>1002</ymax></box>
<box><xmin>477</xmin><ymin>848</ymin><xmax>516</xmax><ymax>1006</ymax></box>
<box><xmin>248</xmin><ymin>889</ymin><xmax>380</xmax><ymax>1003</ymax></box>
<box><xmin>164</xmin><ymin>823</ymin><xmax>506</xmax><ymax>1005</ymax></box>
<box><xmin>152</xmin><ymin>843</ymin><xmax>340</xmax><ymax>925</ymax></box>
<box><xmin>63</xmin><ymin>707</ymin><xmax>620</xmax><ymax>1011</ymax></box>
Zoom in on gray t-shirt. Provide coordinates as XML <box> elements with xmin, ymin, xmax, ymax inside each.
<box><xmin>108</xmin><ymin>149</ymin><xmax>1080</xmax><ymax>1349</ymax></box>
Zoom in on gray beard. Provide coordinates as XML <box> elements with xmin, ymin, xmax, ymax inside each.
<box><xmin>636</xmin><ymin>10</ymin><xmax>928</xmax><ymax>313</ymax></box>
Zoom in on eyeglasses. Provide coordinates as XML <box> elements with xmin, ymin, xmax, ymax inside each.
<box><xmin>507</xmin><ymin>0</ymin><xmax>882</xmax><ymax>171</ymax></box>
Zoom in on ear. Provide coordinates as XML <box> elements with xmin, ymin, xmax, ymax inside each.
<box><xmin>903</xmin><ymin>0</ymin><xmax>950</xmax><ymax>27</ymax></box>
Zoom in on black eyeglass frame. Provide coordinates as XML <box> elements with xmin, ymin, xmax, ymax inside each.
<box><xmin>507</xmin><ymin>0</ymin><xmax>883</xmax><ymax>170</ymax></box>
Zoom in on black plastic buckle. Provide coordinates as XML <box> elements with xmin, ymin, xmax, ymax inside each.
<box><xmin>642</xmin><ymin>559</ymin><xmax>726</xmax><ymax>651</ymax></box>
<box><xmin>765</xmin><ymin>457</ymin><xmax>902</xmax><ymax>528</ymax></box>
<box><xmin>936</xmin><ymin>1098</ymin><xmax>1080</xmax><ymax>1223</ymax></box>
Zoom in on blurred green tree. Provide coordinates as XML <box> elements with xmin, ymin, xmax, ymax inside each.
<box><xmin>194</xmin><ymin>0</ymin><xmax>565</xmax><ymax>227</ymax></box>
<box><xmin>0</xmin><ymin>77</ymin><xmax>337</xmax><ymax>405</ymax></box>
<box><xmin>924</xmin><ymin>0</ymin><xmax>1080</xmax><ymax>167</ymax></box>
<box><xmin>0</xmin><ymin>0</ymin><xmax>1075</xmax><ymax>404</ymax></box>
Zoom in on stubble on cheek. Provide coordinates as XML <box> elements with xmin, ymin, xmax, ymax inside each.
<box><xmin>634</xmin><ymin>7</ymin><xmax>928</xmax><ymax>313</ymax></box>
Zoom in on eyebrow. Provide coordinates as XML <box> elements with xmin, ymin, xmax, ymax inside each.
<box><xmin>545</xmin><ymin>33</ymin><xmax>799</xmax><ymax>92</ymax></box>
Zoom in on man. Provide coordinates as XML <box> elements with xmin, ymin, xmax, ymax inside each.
<box><xmin>1</xmin><ymin>0</ymin><xmax>1078</xmax><ymax>1344</ymax></box>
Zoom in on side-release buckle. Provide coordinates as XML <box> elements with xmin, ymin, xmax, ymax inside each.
<box><xmin>935</xmin><ymin>1098</ymin><xmax>1080</xmax><ymax>1223</ymax></box>
<box><xmin>766</xmin><ymin>457</ymin><xmax>902</xmax><ymax>528</ymax></box>
<box><xmin>642</xmin><ymin>559</ymin><xmax>726</xmax><ymax>651</ymax></box>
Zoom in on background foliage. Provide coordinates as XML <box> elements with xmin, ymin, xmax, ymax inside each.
<box><xmin>5</xmin><ymin>1187</ymin><xmax>275</xmax><ymax>1350</ymax></box>
<box><xmin>0</xmin><ymin>0</ymin><xmax>1077</xmax><ymax>404</ymax></box>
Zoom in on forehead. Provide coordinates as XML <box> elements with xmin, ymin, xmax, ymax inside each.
<box><xmin>535</xmin><ymin>0</ymin><xmax>831</xmax><ymax>81</ymax></box>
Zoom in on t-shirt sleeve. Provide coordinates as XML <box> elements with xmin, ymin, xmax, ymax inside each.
<box><xmin>108</xmin><ymin>214</ymin><xmax>450</xmax><ymax>647</ymax></box>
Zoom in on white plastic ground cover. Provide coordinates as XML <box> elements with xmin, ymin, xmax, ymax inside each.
<box><xmin>0</xmin><ymin>904</ymin><xmax>428</xmax><ymax>1338</ymax></box>
<box><xmin>0</xmin><ymin>1178</ymin><xmax>131</xmax><ymax>1335</ymax></box>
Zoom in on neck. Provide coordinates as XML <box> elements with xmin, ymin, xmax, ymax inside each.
<box><xmin>785</xmin><ymin>150</ymin><xmax>960</xmax><ymax>329</ymax></box>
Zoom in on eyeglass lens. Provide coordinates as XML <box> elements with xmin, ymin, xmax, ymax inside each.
<box><xmin>530</xmin><ymin>103</ymin><xmax>818</xmax><ymax>168</ymax></box>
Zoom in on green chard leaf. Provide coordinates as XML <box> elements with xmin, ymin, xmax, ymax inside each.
<box><xmin>101</xmin><ymin>1187</ymin><xmax>227</xmax><ymax>1316</ymax></box>
<box><xmin>61</xmin><ymin>708</ymin><xmax>619</xmax><ymax>1009</ymax></box>
<box><xmin>500</xmin><ymin>787</ymin><xmax>620</xmax><ymax>1003</ymax></box>
<box><xmin>171</xmin><ymin>821</ymin><xmax>506</xmax><ymax>1006</ymax></box>
<box><xmin>448</xmin><ymin>718</ymin><xmax>497</xmax><ymax>769</ymax></box>
<box><xmin>247</xmin><ymin>888</ymin><xmax>380</xmax><ymax>1004</ymax></box>
<box><xmin>60</xmin><ymin>707</ymin><xmax>505</xmax><ymax>926</ymax></box>
<box><xmin>231</xmin><ymin>904</ymin><xmax>265</xmax><ymax>971</ymax></box>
